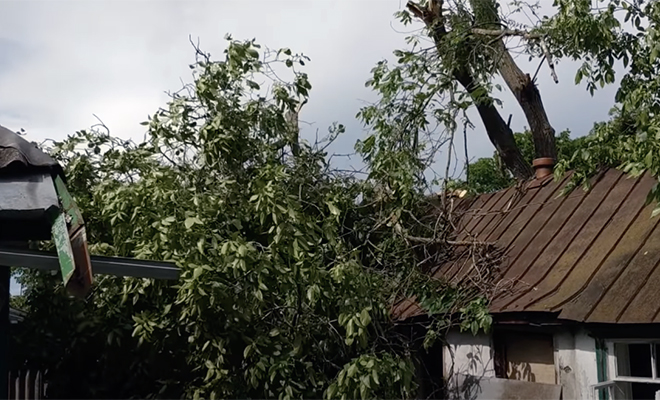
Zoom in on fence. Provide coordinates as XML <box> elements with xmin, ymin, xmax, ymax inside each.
<box><xmin>8</xmin><ymin>370</ymin><xmax>46</xmax><ymax>400</ymax></box>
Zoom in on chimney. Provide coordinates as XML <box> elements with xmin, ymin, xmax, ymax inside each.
<box><xmin>532</xmin><ymin>157</ymin><xmax>554</xmax><ymax>180</ymax></box>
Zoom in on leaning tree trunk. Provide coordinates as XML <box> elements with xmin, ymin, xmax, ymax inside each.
<box><xmin>453</xmin><ymin>66</ymin><xmax>533</xmax><ymax>180</ymax></box>
<box><xmin>495</xmin><ymin>44</ymin><xmax>557</xmax><ymax>159</ymax></box>
<box><xmin>407</xmin><ymin>0</ymin><xmax>534</xmax><ymax>180</ymax></box>
<box><xmin>470</xmin><ymin>0</ymin><xmax>557</xmax><ymax>161</ymax></box>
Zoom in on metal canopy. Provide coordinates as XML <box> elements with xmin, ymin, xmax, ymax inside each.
<box><xmin>0</xmin><ymin>247</ymin><xmax>179</xmax><ymax>280</ymax></box>
<box><xmin>0</xmin><ymin>173</ymin><xmax>60</xmax><ymax>241</ymax></box>
<box><xmin>0</xmin><ymin>126</ymin><xmax>180</xmax><ymax>400</ymax></box>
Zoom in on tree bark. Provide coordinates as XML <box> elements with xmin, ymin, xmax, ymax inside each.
<box><xmin>407</xmin><ymin>0</ymin><xmax>534</xmax><ymax>180</ymax></box>
<box><xmin>470</xmin><ymin>0</ymin><xmax>557</xmax><ymax>160</ymax></box>
<box><xmin>453</xmin><ymin>66</ymin><xmax>533</xmax><ymax>180</ymax></box>
<box><xmin>494</xmin><ymin>43</ymin><xmax>557</xmax><ymax>159</ymax></box>
<box><xmin>285</xmin><ymin>99</ymin><xmax>306</xmax><ymax>158</ymax></box>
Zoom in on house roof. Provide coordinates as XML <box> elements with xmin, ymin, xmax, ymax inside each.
<box><xmin>0</xmin><ymin>125</ymin><xmax>61</xmax><ymax>174</ymax></box>
<box><xmin>0</xmin><ymin>125</ymin><xmax>62</xmax><ymax>240</ymax></box>
<box><xmin>393</xmin><ymin>168</ymin><xmax>660</xmax><ymax>324</ymax></box>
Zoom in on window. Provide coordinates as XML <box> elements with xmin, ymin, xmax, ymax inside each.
<box><xmin>493</xmin><ymin>331</ymin><xmax>556</xmax><ymax>384</ymax></box>
<box><xmin>593</xmin><ymin>341</ymin><xmax>660</xmax><ymax>400</ymax></box>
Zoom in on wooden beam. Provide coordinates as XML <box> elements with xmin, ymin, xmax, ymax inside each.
<box><xmin>0</xmin><ymin>266</ymin><xmax>8</xmax><ymax>400</ymax></box>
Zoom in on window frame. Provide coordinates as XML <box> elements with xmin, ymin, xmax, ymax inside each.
<box><xmin>592</xmin><ymin>339</ymin><xmax>660</xmax><ymax>400</ymax></box>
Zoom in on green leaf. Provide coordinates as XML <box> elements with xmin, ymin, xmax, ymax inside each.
<box><xmin>359</xmin><ymin>309</ymin><xmax>371</xmax><ymax>327</ymax></box>
<box><xmin>306</xmin><ymin>284</ymin><xmax>320</xmax><ymax>303</ymax></box>
<box><xmin>244</xmin><ymin>344</ymin><xmax>253</xmax><ymax>358</ymax></box>
<box><xmin>326</xmin><ymin>201</ymin><xmax>340</xmax><ymax>216</ymax></box>
<box><xmin>652</xmin><ymin>206</ymin><xmax>660</xmax><ymax>218</ymax></box>
<box><xmin>651</xmin><ymin>45</ymin><xmax>659</xmax><ymax>63</ymax></box>
<box><xmin>372</xmin><ymin>369</ymin><xmax>380</xmax><ymax>385</ymax></box>
<box><xmin>347</xmin><ymin>363</ymin><xmax>358</xmax><ymax>378</ymax></box>
<box><xmin>184</xmin><ymin>217</ymin><xmax>202</xmax><ymax>229</ymax></box>
<box><xmin>237</xmin><ymin>244</ymin><xmax>247</xmax><ymax>257</ymax></box>
<box><xmin>645</xmin><ymin>150</ymin><xmax>654</xmax><ymax>168</ymax></box>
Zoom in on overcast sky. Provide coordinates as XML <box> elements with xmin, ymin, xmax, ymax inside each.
<box><xmin>1</xmin><ymin>0</ymin><xmax>619</xmax><ymax>162</ymax></box>
<box><xmin>1</xmin><ymin>0</ymin><xmax>621</xmax><ymax>293</ymax></box>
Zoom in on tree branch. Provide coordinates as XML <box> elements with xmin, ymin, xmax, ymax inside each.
<box><xmin>406</xmin><ymin>0</ymin><xmax>534</xmax><ymax>180</ymax></box>
<box><xmin>405</xmin><ymin>235</ymin><xmax>494</xmax><ymax>247</ymax></box>
<box><xmin>471</xmin><ymin>29</ymin><xmax>558</xmax><ymax>84</ymax></box>
<box><xmin>539</xmin><ymin>38</ymin><xmax>559</xmax><ymax>84</ymax></box>
<box><xmin>470</xmin><ymin>28</ymin><xmax>541</xmax><ymax>40</ymax></box>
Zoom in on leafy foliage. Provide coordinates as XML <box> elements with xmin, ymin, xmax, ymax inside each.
<box><xmin>13</xmin><ymin>36</ymin><xmax>490</xmax><ymax>400</ymax></box>
<box><xmin>540</xmin><ymin>1</ymin><xmax>660</xmax><ymax>210</ymax></box>
<box><xmin>18</xmin><ymin>1</ymin><xmax>660</xmax><ymax>398</ymax></box>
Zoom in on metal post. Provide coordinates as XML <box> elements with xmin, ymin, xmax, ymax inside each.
<box><xmin>0</xmin><ymin>265</ymin><xmax>9</xmax><ymax>400</ymax></box>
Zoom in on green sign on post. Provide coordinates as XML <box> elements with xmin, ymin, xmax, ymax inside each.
<box><xmin>51</xmin><ymin>211</ymin><xmax>76</xmax><ymax>286</ymax></box>
<box><xmin>51</xmin><ymin>175</ymin><xmax>93</xmax><ymax>297</ymax></box>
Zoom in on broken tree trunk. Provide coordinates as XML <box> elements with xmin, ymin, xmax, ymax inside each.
<box><xmin>453</xmin><ymin>66</ymin><xmax>533</xmax><ymax>180</ymax></box>
<box><xmin>495</xmin><ymin>46</ymin><xmax>557</xmax><ymax>159</ymax></box>
<box><xmin>470</xmin><ymin>0</ymin><xmax>557</xmax><ymax>161</ymax></box>
<box><xmin>407</xmin><ymin>0</ymin><xmax>534</xmax><ymax>180</ymax></box>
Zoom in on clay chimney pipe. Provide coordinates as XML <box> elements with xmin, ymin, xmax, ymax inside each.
<box><xmin>532</xmin><ymin>157</ymin><xmax>554</xmax><ymax>180</ymax></box>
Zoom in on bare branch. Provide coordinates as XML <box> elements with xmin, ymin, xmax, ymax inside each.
<box><xmin>539</xmin><ymin>38</ymin><xmax>559</xmax><ymax>84</ymax></box>
<box><xmin>470</xmin><ymin>28</ymin><xmax>542</xmax><ymax>40</ymax></box>
<box><xmin>404</xmin><ymin>235</ymin><xmax>494</xmax><ymax>247</ymax></box>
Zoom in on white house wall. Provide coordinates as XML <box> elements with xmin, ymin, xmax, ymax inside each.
<box><xmin>442</xmin><ymin>329</ymin><xmax>496</xmax><ymax>387</ymax></box>
<box><xmin>553</xmin><ymin>329</ymin><xmax>599</xmax><ymax>399</ymax></box>
<box><xmin>443</xmin><ymin>328</ymin><xmax>600</xmax><ymax>400</ymax></box>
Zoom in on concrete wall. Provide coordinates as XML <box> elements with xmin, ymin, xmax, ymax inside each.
<box><xmin>443</xmin><ymin>329</ymin><xmax>496</xmax><ymax>381</ymax></box>
<box><xmin>443</xmin><ymin>328</ymin><xmax>599</xmax><ymax>400</ymax></box>
<box><xmin>443</xmin><ymin>329</ymin><xmax>497</xmax><ymax>399</ymax></box>
<box><xmin>554</xmin><ymin>329</ymin><xmax>599</xmax><ymax>400</ymax></box>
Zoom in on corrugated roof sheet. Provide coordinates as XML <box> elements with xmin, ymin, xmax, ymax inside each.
<box><xmin>394</xmin><ymin>168</ymin><xmax>660</xmax><ymax>324</ymax></box>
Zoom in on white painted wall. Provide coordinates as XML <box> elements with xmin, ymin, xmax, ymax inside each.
<box><xmin>443</xmin><ymin>328</ymin><xmax>600</xmax><ymax>400</ymax></box>
<box><xmin>554</xmin><ymin>329</ymin><xmax>599</xmax><ymax>399</ymax></box>
<box><xmin>443</xmin><ymin>329</ymin><xmax>496</xmax><ymax>395</ymax></box>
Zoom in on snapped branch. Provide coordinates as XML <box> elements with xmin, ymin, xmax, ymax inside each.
<box><xmin>471</xmin><ymin>28</ymin><xmax>541</xmax><ymax>40</ymax></box>
<box><xmin>405</xmin><ymin>235</ymin><xmax>494</xmax><ymax>247</ymax></box>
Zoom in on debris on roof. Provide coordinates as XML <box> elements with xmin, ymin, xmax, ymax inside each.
<box><xmin>394</xmin><ymin>168</ymin><xmax>660</xmax><ymax>324</ymax></box>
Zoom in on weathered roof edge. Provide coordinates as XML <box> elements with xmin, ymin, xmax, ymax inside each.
<box><xmin>0</xmin><ymin>124</ymin><xmax>63</xmax><ymax>177</ymax></box>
